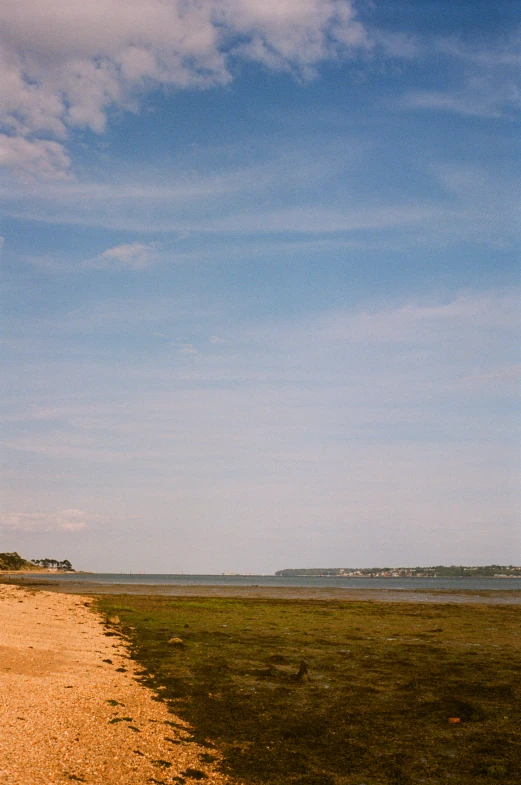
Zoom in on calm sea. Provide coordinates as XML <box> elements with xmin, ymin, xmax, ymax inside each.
<box><xmin>19</xmin><ymin>573</ymin><xmax>521</xmax><ymax>591</ymax></box>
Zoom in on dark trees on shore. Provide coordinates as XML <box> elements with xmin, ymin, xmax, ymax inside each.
<box><xmin>31</xmin><ymin>558</ymin><xmax>74</xmax><ymax>571</ymax></box>
<box><xmin>0</xmin><ymin>552</ymin><xmax>30</xmax><ymax>571</ymax></box>
<box><xmin>0</xmin><ymin>552</ymin><xmax>74</xmax><ymax>571</ymax></box>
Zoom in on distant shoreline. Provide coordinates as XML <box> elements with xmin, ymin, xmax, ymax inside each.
<box><xmin>0</xmin><ymin>570</ymin><xmax>92</xmax><ymax>575</ymax></box>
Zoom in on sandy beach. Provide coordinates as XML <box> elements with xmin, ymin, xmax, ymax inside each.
<box><xmin>0</xmin><ymin>584</ymin><xmax>230</xmax><ymax>785</ymax></box>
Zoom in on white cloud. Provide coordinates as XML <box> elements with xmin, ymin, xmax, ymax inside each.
<box><xmin>0</xmin><ymin>509</ymin><xmax>91</xmax><ymax>532</ymax></box>
<box><xmin>91</xmin><ymin>242</ymin><xmax>156</xmax><ymax>270</ymax></box>
<box><xmin>0</xmin><ymin>133</ymin><xmax>72</xmax><ymax>180</ymax></box>
<box><xmin>0</xmin><ymin>0</ymin><xmax>368</xmax><ymax>177</ymax></box>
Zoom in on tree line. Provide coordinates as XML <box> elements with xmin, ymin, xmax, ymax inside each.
<box><xmin>0</xmin><ymin>552</ymin><xmax>74</xmax><ymax>571</ymax></box>
<box><xmin>31</xmin><ymin>558</ymin><xmax>74</xmax><ymax>571</ymax></box>
<box><xmin>0</xmin><ymin>552</ymin><xmax>33</xmax><ymax>571</ymax></box>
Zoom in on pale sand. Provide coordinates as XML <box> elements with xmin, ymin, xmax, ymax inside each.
<box><xmin>0</xmin><ymin>584</ymin><xmax>231</xmax><ymax>785</ymax></box>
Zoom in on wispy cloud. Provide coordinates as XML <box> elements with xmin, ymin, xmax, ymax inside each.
<box><xmin>0</xmin><ymin>509</ymin><xmax>93</xmax><ymax>531</ymax></box>
<box><xmin>176</xmin><ymin>343</ymin><xmax>199</xmax><ymax>356</ymax></box>
<box><xmin>403</xmin><ymin>83</ymin><xmax>520</xmax><ymax>119</ymax></box>
<box><xmin>88</xmin><ymin>242</ymin><xmax>157</xmax><ymax>270</ymax></box>
<box><xmin>0</xmin><ymin>143</ymin><xmax>515</xmax><ymax>254</ymax></box>
<box><xmin>401</xmin><ymin>36</ymin><xmax>520</xmax><ymax>118</ymax></box>
<box><xmin>372</xmin><ymin>30</ymin><xmax>419</xmax><ymax>60</ymax></box>
<box><xmin>3</xmin><ymin>288</ymin><xmax>518</xmax><ymax>568</ymax></box>
<box><xmin>4</xmin><ymin>289</ymin><xmax>519</xmax><ymax>442</ymax></box>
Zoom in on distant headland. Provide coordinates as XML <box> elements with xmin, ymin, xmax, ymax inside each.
<box><xmin>276</xmin><ymin>565</ymin><xmax>521</xmax><ymax>578</ymax></box>
<box><xmin>0</xmin><ymin>552</ymin><xmax>74</xmax><ymax>573</ymax></box>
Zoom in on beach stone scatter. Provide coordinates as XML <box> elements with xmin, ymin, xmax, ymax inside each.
<box><xmin>0</xmin><ymin>585</ymin><xmax>231</xmax><ymax>785</ymax></box>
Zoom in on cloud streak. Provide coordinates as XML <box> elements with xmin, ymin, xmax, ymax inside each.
<box><xmin>401</xmin><ymin>36</ymin><xmax>521</xmax><ymax>118</ymax></box>
<box><xmin>0</xmin><ymin>509</ymin><xmax>91</xmax><ymax>531</ymax></box>
<box><xmin>1</xmin><ymin>154</ymin><xmax>515</xmax><ymax>256</ymax></box>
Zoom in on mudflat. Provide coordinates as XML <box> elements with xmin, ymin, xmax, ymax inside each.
<box><xmin>0</xmin><ymin>585</ymin><xmax>229</xmax><ymax>785</ymax></box>
<box><xmin>4</xmin><ymin>577</ymin><xmax>521</xmax><ymax>604</ymax></box>
<box><xmin>98</xmin><ymin>593</ymin><xmax>521</xmax><ymax>785</ymax></box>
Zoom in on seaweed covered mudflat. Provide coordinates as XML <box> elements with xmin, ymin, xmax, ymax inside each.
<box><xmin>96</xmin><ymin>595</ymin><xmax>521</xmax><ymax>785</ymax></box>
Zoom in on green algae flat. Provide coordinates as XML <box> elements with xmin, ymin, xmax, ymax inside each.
<box><xmin>96</xmin><ymin>595</ymin><xmax>521</xmax><ymax>785</ymax></box>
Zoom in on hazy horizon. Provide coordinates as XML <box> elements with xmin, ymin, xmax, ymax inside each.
<box><xmin>1</xmin><ymin>0</ymin><xmax>519</xmax><ymax>573</ymax></box>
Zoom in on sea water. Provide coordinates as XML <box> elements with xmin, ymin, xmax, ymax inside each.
<box><xmin>20</xmin><ymin>573</ymin><xmax>521</xmax><ymax>591</ymax></box>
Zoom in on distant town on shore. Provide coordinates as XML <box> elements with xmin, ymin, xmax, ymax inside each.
<box><xmin>276</xmin><ymin>566</ymin><xmax>521</xmax><ymax>578</ymax></box>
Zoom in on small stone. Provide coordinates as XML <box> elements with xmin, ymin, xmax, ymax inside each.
<box><xmin>296</xmin><ymin>660</ymin><xmax>309</xmax><ymax>683</ymax></box>
<box><xmin>167</xmin><ymin>637</ymin><xmax>184</xmax><ymax>646</ymax></box>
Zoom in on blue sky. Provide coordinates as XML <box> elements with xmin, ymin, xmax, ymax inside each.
<box><xmin>1</xmin><ymin>0</ymin><xmax>519</xmax><ymax>572</ymax></box>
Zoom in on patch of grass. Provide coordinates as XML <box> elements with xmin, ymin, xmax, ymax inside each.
<box><xmin>96</xmin><ymin>595</ymin><xmax>521</xmax><ymax>785</ymax></box>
